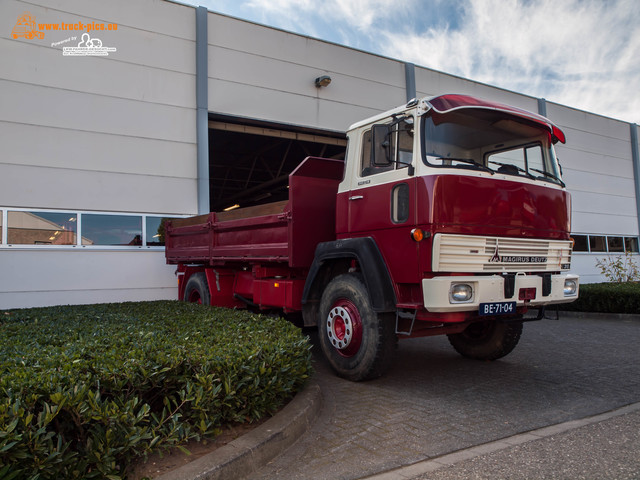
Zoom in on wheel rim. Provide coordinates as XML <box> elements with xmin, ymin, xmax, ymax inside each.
<box><xmin>326</xmin><ymin>299</ymin><xmax>362</xmax><ymax>357</ymax></box>
<box><xmin>188</xmin><ymin>289</ymin><xmax>202</xmax><ymax>304</ymax></box>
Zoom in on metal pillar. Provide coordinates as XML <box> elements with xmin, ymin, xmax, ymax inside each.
<box><xmin>196</xmin><ymin>6</ymin><xmax>209</xmax><ymax>214</ymax></box>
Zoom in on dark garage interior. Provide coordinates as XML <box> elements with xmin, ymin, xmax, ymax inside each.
<box><xmin>208</xmin><ymin>116</ymin><xmax>346</xmax><ymax>212</ymax></box>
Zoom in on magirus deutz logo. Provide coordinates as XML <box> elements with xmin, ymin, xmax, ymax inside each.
<box><xmin>489</xmin><ymin>246</ymin><xmax>547</xmax><ymax>264</ymax></box>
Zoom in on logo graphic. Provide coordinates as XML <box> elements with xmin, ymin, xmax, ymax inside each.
<box><xmin>489</xmin><ymin>246</ymin><xmax>501</xmax><ymax>263</ymax></box>
<box><xmin>12</xmin><ymin>12</ymin><xmax>44</xmax><ymax>40</ymax></box>
<box><xmin>488</xmin><ymin>245</ymin><xmax>547</xmax><ymax>264</ymax></box>
<box><xmin>63</xmin><ymin>33</ymin><xmax>116</xmax><ymax>56</ymax></box>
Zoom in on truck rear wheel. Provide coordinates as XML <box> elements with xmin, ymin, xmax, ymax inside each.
<box><xmin>318</xmin><ymin>274</ymin><xmax>396</xmax><ymax>381</ymax></box>
<box><xmin>447</xmin><ymin>319</ymin><xmax>523</xmax><ymax>360</ymax></box>
<box><xmin>184</xmin><ymin>272</ymin><xmax>211</xmax><ymax>306</ymax></box>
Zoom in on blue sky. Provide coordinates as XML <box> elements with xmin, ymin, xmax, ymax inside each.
<box><xmin>191</xmin><ymin>0</ymin><xmax>639</xmax><ymax>124</ymax></box>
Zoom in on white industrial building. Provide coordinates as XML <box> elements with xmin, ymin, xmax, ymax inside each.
<box><xmin>1</xmin><ymin>0</ymin><xmax>638</xmax><ymax>309</ymax></box>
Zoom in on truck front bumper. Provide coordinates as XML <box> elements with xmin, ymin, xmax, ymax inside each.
<box><xmin>422</xmin><ymin>273</ymin><xmax>579</xmax><ymax>313</ymax></box>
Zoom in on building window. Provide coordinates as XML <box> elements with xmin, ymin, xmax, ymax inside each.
<box><xmin>572</xmin><ymin>234</ymin><xmax>640</xmax><ymax>254</ymax></box>
<box><xmin>0</xmin><ymin>208</ymin><xmax>184</xmax><ymax>249</ymax></box>
<box><xmin>589</xmin><ymin>236</ymin><xmax>607</xmax><ymax>252</ymax></box>
<box><xmin>81</xmin><ymin>214</ymin><xmax>142</xmax><ymax>246</ymax></box>
<box><xmin>572</xmin><ymin>235</ymin><xmax>589</xmax><ymax>252</ymax></box>
<box><xmin>146</xmin><ymin>217</ymin><xmax>168</xmax><ymax>246</ymax></box>
<box><xmin>7</xmin><ymin>211</ymin><xmax>77</xmax><ymax>245</ymax></box>
<box><xmin>607</xmin><ymin>236</ymin><xmax>624</xmax><ymax>253</ymax></box>
<box><xmin>625</xmin><ymin>237</ymin><xmax>639</xmax><ymax>253</ymax></box>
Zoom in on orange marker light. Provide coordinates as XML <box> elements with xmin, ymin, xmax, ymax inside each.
<box><xmin>411</xmin><ymin>228</ymin><xmax>424</xmax><ymax>242</ymax></box>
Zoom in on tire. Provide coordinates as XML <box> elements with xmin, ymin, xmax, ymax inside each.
<box><xmin>318</xmin><ymin>274</ymin><xmax>396</xmax><ymax>381</ymax></box>
<box><xmin>184</xmin><ymin>272</ymin><xmax>211</xmax><ymax>306</ymax></box>
<box><xmin>447</xmin><ymin>319</ymin><xmax>523</xmax><ymax>360</ymax></box>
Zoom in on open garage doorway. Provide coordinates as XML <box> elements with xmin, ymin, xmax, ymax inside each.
<box><xmin>208</xmin><ymin>116</ymin><xmax>347</xmax><ymax>212</ymax></box>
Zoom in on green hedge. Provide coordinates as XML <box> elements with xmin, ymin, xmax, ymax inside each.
<box><xmin>0</xmin><ymin>301</ymin><xmax>312</xmax><ymax>480</ymax></box>
<box><xmin>558</xmin><ymin>282</ymin><xmax>640</xmax><ymax>314</ymax></box>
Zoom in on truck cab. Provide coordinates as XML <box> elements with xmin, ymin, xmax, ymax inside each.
<box><xmin>307</xmin><ymin>95</ymin><xmax>578</xmax><ymax>380</ymax></box>
<box><xmin>335</xmin><ymin>95</ymin><xmax>577</xmax><ymax>319</ymax></box>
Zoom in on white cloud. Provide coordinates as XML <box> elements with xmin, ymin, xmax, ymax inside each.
<box><xmin>232</xmin><ymin>0</ymin><xmax>421</xmax><ymax>48</ymax></box>
<box><xmin>378</xmin><ymin>0</ymin><xmax>640</xmax><ymax>123</ymax></box>
<box><xmin>244</xmin><ymin>0</ymin><xmax>412</xmax><ymax>31</ymax></box>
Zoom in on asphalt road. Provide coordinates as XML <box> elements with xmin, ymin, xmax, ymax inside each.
<box><xmin>252</xmin><ymin>314</ymin><xmax>640</xmax><ymax>480</ymax></box>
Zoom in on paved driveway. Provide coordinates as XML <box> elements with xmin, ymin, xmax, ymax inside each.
<box><xmin>254</xmin><ymin>315</ymin><xmax>640</xmax><ymax>479</ymax></box>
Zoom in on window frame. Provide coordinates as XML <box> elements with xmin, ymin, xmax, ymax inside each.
<box><xmin>6</xmin><ymin>210</ymin><xmax>79</xmax><ymax>246</ymax></box>
<box><xmin>390</xmin><ymin>183</ymin><xmax>410</xmax><ymax>224</ymax></box>
<box><xmin>81</xmin><ymin>213</ymin><xmax>143</xmax><ymax>247</ymax></box>
<box><xmin>484</xmin><ymin>141</ymin><xmax>546</xmax><ymax>179</ymax></box>
<box><xmin>0</xmin><ymin>208</ymin><xmax>183</xmax><ymax>250</ymax></box>
<box><xmin>571</xmin><ymin>233</ymin><xmax>640</xmax><ymax>254</ymax></box>
<box><xmin>625</xmin><ymin>237</ymin><xmax>640</xmax><ymax>253</ymax></box>
<box><xmin>572</xmin><ymin>234</ymin><xmax>589</xmax><ymax>252</ymax></box>
<box><xmin>360</xmin><ymin>118</ymin><xmax>415</xmax><ymax>178</ymax></box>
<box><xmin>420</xmin><ymin>110</ymin><xmax>563</xmax><ymax>185</ymax></box>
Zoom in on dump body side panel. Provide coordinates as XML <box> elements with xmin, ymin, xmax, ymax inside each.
<box><xmin>288</xmin><ymin>157</ymin><xmax>344</xmax><ymax>267</ymax></box>
<box><xmin>165</xmin><ymin>204</ymin><xmax>289</xmax><ymax>265</ymax></box>
<box><xmin>165</xmin><ymin>157</ymin><xmax>343</xmax><ymax>269</ymax></box>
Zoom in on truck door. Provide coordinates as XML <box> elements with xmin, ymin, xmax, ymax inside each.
<box><xmin>347</xmin><ymin>118</ymin><xmax>419</xmax><ymax>283</ymax></box>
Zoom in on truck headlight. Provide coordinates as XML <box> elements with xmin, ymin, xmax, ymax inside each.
<box><xmin>564</xmin><ymin>279</ymin><xmax>577</xmax><ymax>296</ymax></box>
<box><xmin>450</xmin><ymin>283</ymin><xmax>473</xmax><ymax>303</ymax></box>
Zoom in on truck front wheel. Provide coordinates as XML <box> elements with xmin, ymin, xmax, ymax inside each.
<box><xmin>447</xmin><ymin>319</ymin><xmax>523</xmax><ymax>360</ymax></box>
<box><xmin>318</xmin><ymin>274</ymin><xmax>396</xmax><ymax>381</ymax></box>
<box><xmin>184</xmin><ymin>272</ymin><xmax>211</xmax><ymax>306</ymax></box>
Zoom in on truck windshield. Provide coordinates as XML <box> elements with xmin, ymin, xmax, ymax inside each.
<box><xmin>422</xmin><ymin>109</ymin><xmax>563</xmax><ymax>185</ymax></box>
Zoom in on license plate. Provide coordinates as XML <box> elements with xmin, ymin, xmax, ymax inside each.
<box><xmin>479</xmin><ymin>301</ymin><xmax>516</xmax><ymax>316</ymax></box>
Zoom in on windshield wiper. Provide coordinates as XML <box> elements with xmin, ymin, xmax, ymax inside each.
<box><xmin>489</xmin><ymin>161</ymin><xmax>535</xmax><ymax>179</ymax></box>
<box><xmin>530</xmin><ymin>168</ymin><xmax>566</xmax><ymax>187</ymax></box>
<box><xmin>438</xmin><ymin>157</ymin><xmax>495</xmax><ymax>175</ymax></box>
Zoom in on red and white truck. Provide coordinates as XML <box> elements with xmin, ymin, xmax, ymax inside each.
<box><xmin>165</xmin><ymin>94</ymin><xmax>579</xmax><ymax>381</ymax></box>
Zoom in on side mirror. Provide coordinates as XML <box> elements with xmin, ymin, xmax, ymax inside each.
<box><xmin>371</xmin><ymin>124</ymin><xmax>392</xmax><ymax>167</ymax></box>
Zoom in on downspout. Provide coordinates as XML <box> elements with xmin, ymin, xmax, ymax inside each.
<box><xmin>405</xmin><ymin>62</ymin><xmax>416</xmax><ymax>102</ymax></box>
<box><xmin>630</xmin><ymin>123</ymin><xmax>640</xmax><ymax>238</ymax></box>
<box><xmin>196</xmin><ymin>6</ymin><xmax>209</xmax><ymax>214</ymax></box>
<box><xmin>537</xmin><ymin>97</ymin><xmax>547</xmax><ymax>117</ymax></box>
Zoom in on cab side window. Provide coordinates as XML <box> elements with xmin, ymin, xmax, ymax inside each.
<box><xmin>395</xmin><ymin>120</ymin><xmax>414</xmax><ymax>169</ymax></box>
<box><xmin>360</xmin><ymin>130</ymin><xmax>387</xmax><ymax>177</ymax></box>
<box><xmin>360</xmin><ymin>119</ymin><xmax>414</xmax><ymax>177</ymax></box>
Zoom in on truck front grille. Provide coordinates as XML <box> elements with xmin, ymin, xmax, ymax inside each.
<box><xmin>432</xmin><ymin>234</ymin><xmax>572</xmax><ymax>273</ymax></box>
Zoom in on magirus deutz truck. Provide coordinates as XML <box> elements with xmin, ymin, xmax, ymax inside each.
<box><xmin>165</xmin><ymin>94</ymin><xmax>579</xmax><ymax>381</ymax></box>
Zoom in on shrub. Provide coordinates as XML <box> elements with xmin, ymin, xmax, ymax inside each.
<box><xmin>0</xmin><ymin>301</ymin><xmax>312</xmax><ymax>479</ymax></box>
<box><xmin>558</xmin><ymin>282</ymin><xmax>640</xmax><ymax>314</ymax></box>
<box><xmin>595</xmin><ymin>251</ymin><xmax>640</xmax><ymax>283</ymax></box>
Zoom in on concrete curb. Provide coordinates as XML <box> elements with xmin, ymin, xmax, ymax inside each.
<box><xmin>155</xmin><ymin>381</ymin><xmax>322</xmax><ymax>480</ymax></box>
